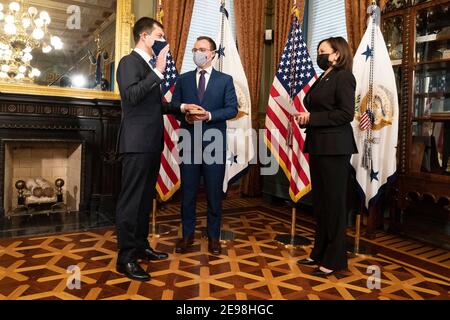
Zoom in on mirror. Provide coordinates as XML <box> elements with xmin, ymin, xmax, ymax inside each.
<box><xmin>0</xmin><ymin>0</ymin><xmax>133</xmax><ymax>99</ymax></box>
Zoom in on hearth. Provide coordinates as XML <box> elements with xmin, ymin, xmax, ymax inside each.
<box><xmin>0</xmin><ymin>92</ymin><xmax>122</xmax><ymax>238</ymax></box>
<box><xmin>4</xmin><ymin>140</ymin><xmax>83</xmax><ymax>217</ymax></box>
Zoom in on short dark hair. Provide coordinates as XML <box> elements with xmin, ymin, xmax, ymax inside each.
<box><xmin>196</xmin><ymin>36</ymin><xmax>217</xmax><ymax>51</ymax></box>
<box><xmin>317</xmin><ymin>37</ymin><xmax>353</xmax><ymax>71</ymax></box>
<box><xmin>133</xmin><ymin>17</ymin><xmax>164</xmax><ymax>44</ymax></box>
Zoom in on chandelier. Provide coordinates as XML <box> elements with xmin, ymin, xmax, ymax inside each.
<box><xmin>0</xmin><ymin>0</ymin><xmax>63</xmax><ymax>83</ymax></box>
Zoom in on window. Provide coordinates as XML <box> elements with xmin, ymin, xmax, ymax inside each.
<box><xmin>306</xmin><ymin>0</ymin><xmax>348</xmax><ymax>74</ymax></box>
<box><xmin>181</xmin><ymin>0</ymin><xmax>236</xmax><ymax>73</ymax></box>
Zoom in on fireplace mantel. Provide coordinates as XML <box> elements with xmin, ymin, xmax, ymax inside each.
<box><xmin>0</xmin><ymin>92</ymin><xmax>122</xmax><ymax>228</ymax></box>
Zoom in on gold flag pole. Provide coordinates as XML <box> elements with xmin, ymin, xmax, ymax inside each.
<box><xmin>347</xmin><ymin>202</ymin><xmax>371</xmax><ymax>257</ymax></box>
<box><xmin>149</xmin><ymin>0</ymin><xmax>173</xmax><ymax>238</ymax></box>
<box><xmin>349</xmin><ymin>0</ymin><xmax>377</xmax><ymax>257</ymax></box>
<box><xmin>348</xmin><ymin>203</ymin><xmax>370</xmax><ymax>257</ymax></box>
<box><xmin>290</xmin><ymin>207</ymin><xmax>297</xmax><ymax>245</ymax></box>
<box><xmin>152</xmin><ymin>199</ymin><xmax>157</xmax><ymax>236</ymax></box>
<box><xmin>214</xmin><ymin>0</ymin><xmax>234</xmax><ymax>242</ymax></box>
<box><xmin>274</xmin><ymin>0</ymin><xmax>310</xmax><ymax>249</ymax></box>
<box><xmin>275</xmin><ymin>205</ymin><xmax>311</xmax><ymax>248</ymax></box>
<box><xmin>354</xmin><ymin>213</ymin><xmax>361</xmax><ymax>254</ymax></box>
<box><xmin>150</xmin><ymin>197</ymin><xmax>172</xmax><ymax>238</ymax></box>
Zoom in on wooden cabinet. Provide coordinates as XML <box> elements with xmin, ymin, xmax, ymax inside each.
<box><xmin>382</xmin><ymin>0</ymin><xmax>450</xmax><ymax>240</ymax></box>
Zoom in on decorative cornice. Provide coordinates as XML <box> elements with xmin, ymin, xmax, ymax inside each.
<box><xmin>0</xmin><ymin>102</ymin><xmax>121</xmax><ymax>119</ymax></box>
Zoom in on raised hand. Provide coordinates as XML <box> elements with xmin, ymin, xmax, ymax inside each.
<box><xmin>156</xmin><ymin>45</ymin><xmax>170</xmax><ymax>74</ymax></box>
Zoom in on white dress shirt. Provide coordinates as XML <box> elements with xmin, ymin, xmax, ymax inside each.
<box><xmin>196</xmin><ymin>66</ymin><xmax>214</xmax><ymax>121</ymax></box>
<box><xmin>133</xmin><ymin>48</ymin><xmax>164</xmax><ymax>80</ymax></box>
<box><xmin>133</xmin><ymin>48</ymin><xmax>185</xmax><ymax>113</ymax></box>
<box><xmin>196</xmin><ymin>65</ymin><xmax>214</xmax><ymax>90</ymax></box>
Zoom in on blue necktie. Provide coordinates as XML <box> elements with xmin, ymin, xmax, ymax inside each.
<box><xmin>149</xmin><ymin>57</ymin><xmax>157</xmax><ymax>69</ymax></box>
<box><xmin>198</xmin><ymin>70</ymin><xmax>206</xmax><ymax>102</ymax></box>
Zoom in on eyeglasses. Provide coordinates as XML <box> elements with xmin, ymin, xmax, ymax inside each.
<box><xmin>192</xmin><ymin>48</ymin><xmax>213</xmax><ymax>53</ymax></box>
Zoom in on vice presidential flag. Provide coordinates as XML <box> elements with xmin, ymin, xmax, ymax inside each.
<box><xmin>351</xmin><ymin>4</ymin><xmax>399</xmax><ymax>208</ymax></box>
<box><xmin>214</xmin><ymin>3</ymin><xmax>255</xmax><ymax>193</ymax></box>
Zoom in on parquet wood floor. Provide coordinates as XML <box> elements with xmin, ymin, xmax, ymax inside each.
<box><xmin>0</xmin><ymin>198</ymin><xmax>448</xmax><ymax>300</ymax></box>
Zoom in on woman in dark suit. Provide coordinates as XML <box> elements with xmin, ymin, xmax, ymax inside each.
<box><xmin>296</xmin><ymin>37</ymin><xmax>358</xmax><ymax>276</ymax></box>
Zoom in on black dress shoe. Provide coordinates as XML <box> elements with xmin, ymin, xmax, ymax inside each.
<box><xmin>116</xmin><ymin>261</ymin><xmax>151</xmax><ymax>282</ymax></box>
<box><xmin>208</xmin><ymin>238</ymin><xmax>221</xmax><ymax>255</ymax></box>
<box><xmin>175</xmin><ymin>235</ymin><xmax>194</xmax><ymax>254</ymax></box>
<box><xmin>312</xmin><ymin>268</ymin><xmax>335</xmax><ymax>277</ymax></box>
<box><xmin>297</xmin><ymin>258</ymin><xmax>317</xmax><ymax>266</ymax></box>
<box><xmin>138</xmin><ymin>248</ymin><xmax>169</xmax><ymax>261</ymax></box>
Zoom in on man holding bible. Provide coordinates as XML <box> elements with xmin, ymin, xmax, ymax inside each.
<box><xmin>172</xmin><ymin>36</ymin><xmax>238</xmax><ymax>256</ymax></box>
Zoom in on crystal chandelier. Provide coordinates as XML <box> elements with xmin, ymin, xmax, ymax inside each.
<box><xmin>0</xmin><ymin>0</ymin><xmax>63</xmax><ymax>83</ymax></box>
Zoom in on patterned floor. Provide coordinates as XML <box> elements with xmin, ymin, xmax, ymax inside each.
<box><xmin>0</xmin><ymin>198</ymin><xmax>449</xmax><ymax>300</ymax></box>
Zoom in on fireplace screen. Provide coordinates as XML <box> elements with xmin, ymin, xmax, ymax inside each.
<box><xmin>4</xmin><ymin>141</ymin><xmax>82</xmax><ymax>216</ymax></box>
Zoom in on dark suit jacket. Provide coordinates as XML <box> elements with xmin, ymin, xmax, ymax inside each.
<box><xmin>172</xmin><ymin>68</ymin><xmax>238</xmax><ymax>151</ymax></box>
<box><xmin>116</xmin><ymin>50</ymin><xmax>181</xmax><ymax>154</ymax></box>
<box><xmin>303</xmin><ymin>68</ymin><xmax>358</xmax><ymax>155</ymax></box>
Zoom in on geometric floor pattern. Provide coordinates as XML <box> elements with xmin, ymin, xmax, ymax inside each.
<box><xmin>0</xmin><ymin>198</ymin><xmax>449</xmax><ymax>300</ymax></box>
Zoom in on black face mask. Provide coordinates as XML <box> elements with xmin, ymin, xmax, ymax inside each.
<box><xmin>317</xmin><ymin>54</ymin><xmax>331</xmax><ymax>71</ymax></box>
<box><xmin>152</xmin><ymin>40</ymin><xmax>167</xmax><ymax>56</ymax></box>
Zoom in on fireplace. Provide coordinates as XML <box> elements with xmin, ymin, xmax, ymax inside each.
<box><xmin>0</xmin><ymin>92</ymin><xmax>122</xmax><ymax>237</ymax></box>
<box><xmin>4</xmin><ymin>140</ymin><xmax>83</xmax><ymax>216</ymax></box>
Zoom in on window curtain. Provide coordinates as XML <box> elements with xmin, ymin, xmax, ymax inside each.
<box><xmin>273</xmin><ymin>0</ymin><xmax>305</xmax><ymax>73</ymax></box>
<box><xmin>345</xmin><ymin>0</ymin><xmax>387</xmax><ymax>54</ymax></box>
<box><xmin>235</xmin><ymin>0</ymin><xmax>266</xmax><ymax>196</ymax></box>
<box><xmin>161</xmin><ymin>0</ymin><xmax>195</xmax><ymax>71</ymax></box>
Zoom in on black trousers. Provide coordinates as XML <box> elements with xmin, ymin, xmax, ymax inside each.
<box><xmin>309</xmin><ymin>154</ymin><xmax>351</xmax><ymax>271</ymax></box>
<box><xmin>115</xmin><ymin>152</ymin><xmax>161</xmax><ymax>265</ymax></box>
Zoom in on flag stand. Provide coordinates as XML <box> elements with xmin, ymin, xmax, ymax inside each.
<box><xmin>149</xmin><ymin>198</ymin><xmax>172</xmax><ymax>237</ymax></box>
<box><xmin>275</xmin><ymin>206</ymin><xmax>311</xmax><ymax>248</ymax></box>
<box><xmin>215</xmin><ymin>0</ymin><xmax>237</xmax><ymax>243</ymax></box>
<box><xmin>347</xmin><ymin>205</ymin><xmax>372</xmax><ymax>257</ymax></box>
<box><xmin>347</xmin><ymin>213</ymin><xmax>366</xmax><ymax>257</ymax></box>
<box><xmin>220</xmin><ymin>230</ymin><xmax>235</xmax><ymax>241</ymax></box>
<box><xmin>201</xmin><ymin>229</ymin><xmax>235</xmax><ymax>241</ymax></box>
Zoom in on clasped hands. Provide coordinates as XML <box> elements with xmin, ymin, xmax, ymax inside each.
<box><xmin>294</xmin><ymin>112</ymin><xmax>310</xmax><ymax>126</ymax></box>
<box><xmin>184</xmin><ymin>104</ymin><xmax>210</xmax><ymax>124</ymax></box>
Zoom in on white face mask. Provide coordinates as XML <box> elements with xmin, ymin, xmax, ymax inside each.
<box><xmin>193</xmin><ymin>51</ymin><xmax>209</xmax><ymax>68</ymax></box>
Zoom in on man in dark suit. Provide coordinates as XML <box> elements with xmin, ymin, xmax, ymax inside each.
<box><xmin>172</xmin><ymin>36</ymin><xmax>238</xmax><ymax>256</ymax></box>
<box><xmin>115</xmin><ymin>17</ymin><xmax>201</xmax><ymax>281</ymax></box>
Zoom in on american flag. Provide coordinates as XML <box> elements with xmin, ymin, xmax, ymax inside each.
<box><xmin>264</xmin><ymin>7</ymin><xmax>317</xmax><ymax>202</ymax></box>
<box><xmin>359</xmin><ymin>110</ymin><xmax>374</xmax><ymax>130</ymax></box>
<box><xmin>156</xmin><ymin>51</ymin><xmax>181</xmax><ymax>201</ymax></box>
